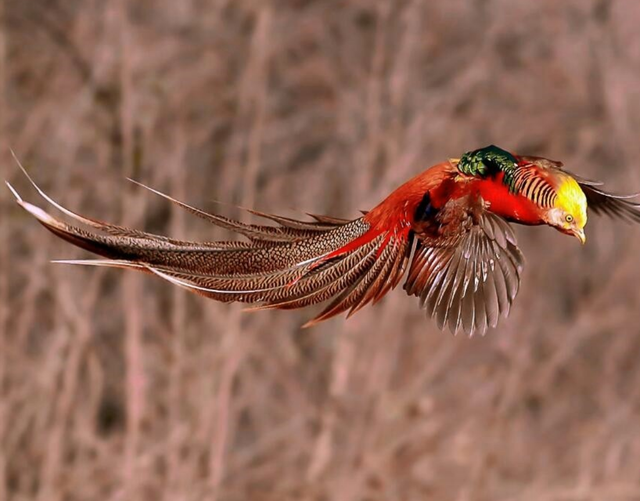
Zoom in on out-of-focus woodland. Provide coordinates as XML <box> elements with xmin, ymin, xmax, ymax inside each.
<box><xmin>2</xmin><ymin>1</ymin><xmax>640</xmax><ymax>500</ymax></box>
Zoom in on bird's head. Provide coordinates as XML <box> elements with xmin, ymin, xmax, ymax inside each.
<box><xmin>546</xmin><ymin>174</ymin><xmax>588</xmax><ymax>244</ymax></box>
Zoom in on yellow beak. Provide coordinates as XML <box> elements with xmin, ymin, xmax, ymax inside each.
<box><xmin>572</xmin><ymin>228</ymin><xmax>586</xmax><ymax>245</ymax></box>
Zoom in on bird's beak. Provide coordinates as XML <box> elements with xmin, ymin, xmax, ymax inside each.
<box><xmin>572</xmin><ymin>228</ymin><xmax>586</xmax><ymax>245</ymax></box>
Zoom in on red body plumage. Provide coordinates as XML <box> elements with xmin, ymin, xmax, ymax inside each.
<box><xmin>365</xmin><ymin>161</ymin><xmax>545</xmax><ymax>234</ymax></box>
<box><xmin>465</xmin><ymin>174</ymin><xmax>545</xmax><ymax>225</ymax></box>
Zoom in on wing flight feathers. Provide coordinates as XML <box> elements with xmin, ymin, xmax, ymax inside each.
<box><xmin>405</xmin><ymin>199</ymin><xmax>524</xmax><ymax>336</ymax></box>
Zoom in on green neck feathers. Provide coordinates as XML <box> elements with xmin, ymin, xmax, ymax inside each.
<box><xmin>457</xmin><ymin>145</ymin><xmax>520</xmax><ymax>193</ymax></box>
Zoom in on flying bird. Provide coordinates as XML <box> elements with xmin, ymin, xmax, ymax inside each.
<box><xmin>7</xmin><ymin>145</ymin><xmax>640</xmax><ymax>336</ymax></box>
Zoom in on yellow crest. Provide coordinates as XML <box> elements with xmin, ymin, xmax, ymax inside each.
<box><xmin>555</xmin><ymin>175</ymin><xmax>588</xmax><ymax>228</ymax></box>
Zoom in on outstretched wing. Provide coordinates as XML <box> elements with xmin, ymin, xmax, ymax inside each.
<box><xmin>404</xmin><ymin>196</ymin><xmax>525</xmax><ymax>336</ymax></box>
<box><xmin>578</xmin><ymin>182</ymin><xmax>640</xmax><ymax>223</ymax></box>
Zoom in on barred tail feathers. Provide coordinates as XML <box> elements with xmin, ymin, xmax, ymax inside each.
<box><xmin>7</xmin><ymin>176</ymin><xmax>411</xmax><ymax>324</ymax></box>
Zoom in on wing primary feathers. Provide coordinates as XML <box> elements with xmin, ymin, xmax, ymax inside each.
<box><xmin>406</xmin><ymin>200</ymin><xmax>524</xmax><ymax>336</ymax></box>
<box><xmin>580</xmin><ymin>184</ymin><xmax>640</xmax><ymax>223</ymax></box>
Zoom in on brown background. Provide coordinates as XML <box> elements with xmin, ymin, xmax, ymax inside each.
<box><xmin>2</xmin><ymin>1</ymin><xmax>640</xmax><ymax>500</ymax></box>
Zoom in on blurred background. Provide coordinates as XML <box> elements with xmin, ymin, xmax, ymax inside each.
<box><xmin>2</xmin><ymin>1</ymin><xmax>640</xmax><ymax>500</ymax></box>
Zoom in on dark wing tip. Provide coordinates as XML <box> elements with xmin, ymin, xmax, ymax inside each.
<box><xmin>581</xmin><ymin>183</ymin><xmax>640</xmax><ymax>223</ymax></box>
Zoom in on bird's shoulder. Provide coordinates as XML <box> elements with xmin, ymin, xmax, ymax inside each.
<box><xmin>412</xmin><ymin>192</ymin><xmax>486</xmax><ymax>243</ymax></box>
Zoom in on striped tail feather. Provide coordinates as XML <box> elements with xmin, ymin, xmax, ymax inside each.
<box><xmin>6</xmin><ymin>172</ymin><xmax>411</xmax><ymax>325</ymax></box>
<box><xmin>302</xmin><ymin>236</ymin><xmax>412</xmax><ymax>326</ymax></box>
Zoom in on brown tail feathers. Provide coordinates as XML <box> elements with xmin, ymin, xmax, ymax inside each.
<box><xmin>7</xmin><ymin>167</ymin><xmax>412</xmax><ymax>326</ymax></box>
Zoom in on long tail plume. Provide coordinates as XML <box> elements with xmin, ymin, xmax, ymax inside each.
<box><xmin>6</xmin><ymin>164</ymin><xmax>411</xmax><ymax>325</ymax></box>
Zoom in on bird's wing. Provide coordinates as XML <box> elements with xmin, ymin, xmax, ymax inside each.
<box><xmin>404</xmin><ymin>196</ymin><xmax>525</xmax><ymax>336</ymax></box>
<box><xmin>576</xmin><ymin>181</ymin><xmax>640</xmax><ymax>223</ymax></box>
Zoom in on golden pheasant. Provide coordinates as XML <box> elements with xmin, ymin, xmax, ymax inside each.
<box><xmin>7</xmin><ymin>145</ymin><xmax>640</xmax><ymax>335</ymax></box>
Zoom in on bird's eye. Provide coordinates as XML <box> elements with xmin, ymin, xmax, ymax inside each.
<box><xmin>565</xmin><ymin>214</ymin><xmax>574</xmax><ymax>223</ymax></box>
